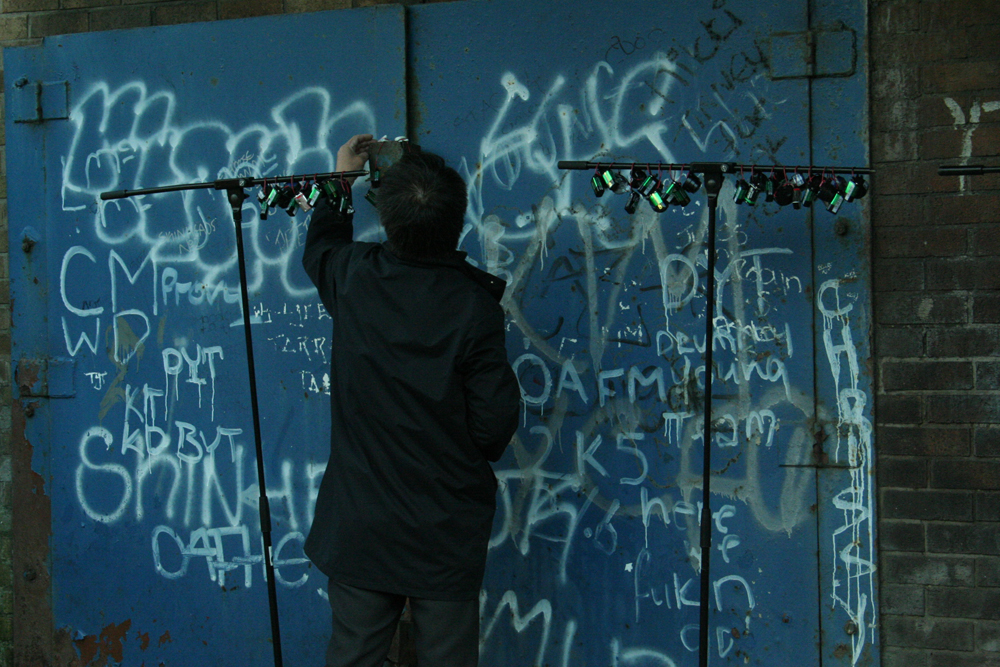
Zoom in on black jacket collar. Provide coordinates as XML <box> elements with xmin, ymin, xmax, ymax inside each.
<box><xmin>383</xmin><ymin>245</ymin><xmax>507</xmax><ymax>302</ymax></box>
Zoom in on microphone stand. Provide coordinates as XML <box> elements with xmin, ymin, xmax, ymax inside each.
<box><xmin>102</xmin><ymin>170</ymin><xmax>366</xmax><ymax>667</ymax></box>
<box><xmin>558</xmin><ymin>159</ymin><xmax>872</xmax><ymax>667</ymax></box>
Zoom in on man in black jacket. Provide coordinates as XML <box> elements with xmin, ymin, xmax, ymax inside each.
<box><xmin>302</xmin><ymin>134</ymin><xmax>521</xmax><ymax>667</ymax></box>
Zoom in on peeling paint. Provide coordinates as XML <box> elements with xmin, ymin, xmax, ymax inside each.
<box><xmin>74</xmin><ymin>619</ymin><xmax>131</xmax><ymax>666</ymax></box>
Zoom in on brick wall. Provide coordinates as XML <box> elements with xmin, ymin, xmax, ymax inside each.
<box><xmin>0</xmin><ymin>1</ymin><xmax>997</xmax><ymax>666</ymax></box>
<box><xmin>871</xmin><ymin>1</ymin><xmax>1000</xmax><ymax>666</ymax></box>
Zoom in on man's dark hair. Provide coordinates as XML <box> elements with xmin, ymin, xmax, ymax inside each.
<box><xmin>378</xmin><ymin>151</ymin><xmax>467</xmax><ymax>260</ymax></box>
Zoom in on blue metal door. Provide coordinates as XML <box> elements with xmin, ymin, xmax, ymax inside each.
<box><xmin>7</xmin><ymin>1</ymin><xmax>876</xmax><ymax>665</ymax></box>
<box><xmin>407</xmin><ymin>1</ymin><xmax>875</xmax><ymax>666</ymax></box>
<box><xmin>7</xmin><ymin>8</ymin><xmax>406</xmax><ymax>666</ymax></box>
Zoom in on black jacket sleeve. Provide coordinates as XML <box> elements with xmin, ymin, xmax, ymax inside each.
<box><xmin>302</xmin><ymin>196</ymin><xmax>354</xmax><ymax>313</ymax></box>
<box><xmin>461</xmin><ymin>305</ymin><xmax>521</xmax><ymax>462</ymax></box>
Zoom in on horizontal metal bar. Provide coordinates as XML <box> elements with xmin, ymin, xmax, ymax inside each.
<box><xmin>557</xmin><ymin>160</ymin><xmax>874</xmax><ymax>175</ymax></box>
<box><xmin>100</xmin><ymin>169</ymin><xmax>369</xmax><ymax>201</ymax></box>
<box><xmin>939</xmin><ymin>164</ymin><xmax>1000</xmax><ymax>176</ymax></box>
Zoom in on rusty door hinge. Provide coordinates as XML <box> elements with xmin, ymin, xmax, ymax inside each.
<box><xmin>12</xmin><ymin>78</ymin><xmax>70</xmax><ymax>123</ymax></box>
<box><xmin>16</xmin><ymin>357</ymin><xmax>76</xmax><ymax>398</ymax></box>
<box><xmin>769</xmin><ymin>28</ymin><xmax>857</xmax><ymax>79</ymax></box>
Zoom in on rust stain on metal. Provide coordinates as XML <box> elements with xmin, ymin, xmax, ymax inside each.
<box><xmin>138</xmin><ymin>632</ymin><xmax>150</xmax><ymax>651</ymax></box>
<box><xmin>74</xmin><ymin>620</ymin><xmax>132</xmax><ymax>666</ymax></box>
<box><xmin>159</xmin><ymin>630</ymin><xmax>173</xmax><ymax>646</ymax></box>
<box><xmin>15</xmin><ymin>357</ymin><xmax>45</xmax><ymax>397</ymax></box>
<box><xmin>11</xmin><ymin>400</ymin><xmax>72</xmax><ymax>667</ymax></box>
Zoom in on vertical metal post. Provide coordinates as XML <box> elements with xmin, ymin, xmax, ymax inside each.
<box><xmin>227</xmin><ymin>187</ymin><xmax>284</xmax><ymax>667</ymax></box>
<box><xmin>697</xmin><ymin>167</ymin><xmax>724</xmax><ymax>667</ymax></box>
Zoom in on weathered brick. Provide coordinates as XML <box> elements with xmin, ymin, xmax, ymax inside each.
<box><xmin>880</xmin><ymin>519</ymin><xmax>925</xmax><ymax>551</ymax></box>
<box><xmin>285</xmin><ymin>0</ymin><xmax>353</xmax><ymax>11</ymax></box>
<box><xmin>882</xmin><ymin>648</ymin><xmax>930</xmax><ymax>667</ymax></box>
<box><xmin>28</xmin><ymin>10</ymin><xmax>88</xmax><ymax>38</ymax></box>
<box><xmin>977</xmin><ymin>363</ymin><xmax>1000</xmax><ymax>392</ymax></box>
<box><xmin>0</xmin><ymin>202</ymin><xmax>7</xmax><ymax>254</ymax></box>
<box><xmin>932</xmin><ymin>459</ymin><xmax>1000</xmax><ymax>489</ymax></box>
<box><xmin>882</xmin><ymin>489</ymin><xmax>974</xmax><ymax>521</ymax></box>
<box><xmin>879</xmin><ymin>456</ymin><xmax>929</xmax><ymax>488</ymax></box>
<box><xmin>218</xmin><ymin>0</ymin><xmax>282</xmax><ymax>19</ymax></box>
<box><xmin>877</xmin><ymin>325</ymin><xmax>925</xmax><ymax>358</ymax></box>
<box><xmin>969</xmin><ymin>171</ymin><xmax>1000</xmax><ymax>193</ymax></box>
<box><xmin>927</xmin><ymin>587</ymin><xmax>1000</xmax><ymax>620</ymax></box>
<box><xmin>881</xmin><ymin>583</ymin><xmax>925</xmax><ymax>615</ymax></box>
<box><xmin>870</xmin><ymin>33</ymin><xmax>916</xmax><ymax>69</ymax></box>
<box><xmin>978</xmin><ymin>556</ymin><xmax>1000</xmax><ymax>587</ymax></box>
<box><xmin>882</xmin><ymin>615</ymin><xmax>975</xmax><ymax>650</ymax></box>
<box><xmin>924</xmin><ymin>126</ymin><xmax>1000</xmax><ymax>165</ymax></box>
<box><xmin>876</xmin><ymin>293</ymin><xmax>968</xmax><ymax>325</ymax></box>
<box><xmin>972</xmin><ymin>225</ymin><xmax>1000</xmax><ymax>258</ymax></box>
<box><xmin>62</xmin><ymin>0</ymin><xmax>118</xmax><ymax>8</ymax></box>
<box><xmin>873</xmin><ymin>194</ymin><xmax>927</xmax><ymax>227</ymax></box>
<box><xmin>920</xmin><ymin>0</ymin><xmax>1000</xmax><ymax>32</ymax></box>
<box><xmin>875</xmin><ymin>258</ymin><xmax>925</xmax><ymax>292</ymax></box>
<box><xmin>872</xmin><ymin>1</ymin><xmax>921</xmax><ymax>34</ymax></box>
<box><xmin>928</xmin><ymin>522</ymin><xmax>1000</xmax><ymax>555</ymax></box>
<box><xmin>2</xmin><ymin>0</ymin><xmax>59</xmax><ymax>10</ymax></box>
<box><xmin>0</xmin><ymin>16</ymin><xmax>29</xmax><ymax>42</ymax></box>
<box><xmin>971</xmin><ymin>126</ymin><xmax>1000</xmax><ymax>159</ymax></box>
<box><xmin>974</xmin><ymin>294</ymin><xmax>1000</xmax><ymax>324</ymax></box>
<box><xmin>926</xmin><ymin>259</ymin><xmax>1000</xmax><ymax>291</ymax></box>
<box><xmin>878</xmin><ymin>161</ymin><xmax>960</xmax><ymax>196</ymax></box>
<box><xmin>882</xmin><ymin>360</ymin><xmax>974</xmax><ymax>391</ymax></box>
<box><xmin>873</xmin><ymin>131</ymin><xmax>920</xmax><ymax>163</ymax></box>
<box><xmin>917</xmin><ymin>31</ymin><xmax>981</xmax><ymax>62</ymax></box>
<box><xmin>921</xmin><ymin>62</ymin><xmax>1000</xmax><ymax>95</ymax></box>
<box><xmin>0</xmin><ymin>536</ymin><xmax>10</xmax><ymax>588</ymax></box>
<box><xmin>875</xmin><ymin>226</ymin><xmax>966</xmax><ymax>258</ymax></box>
<box><xmin>979</xmin><ymin>491</ymin><xmax>1000</xmax><ymax>519</ymax></box>
<box><xmin>920</xmin><ymin>127</ymin><xmax>963</xmax><ymax>161</ymax></box>
<box><xmin>88</xmin><ymin>7</ymin><xmax>152</xmax><ymax>32</ymax></box>
<box><xmin>882</xmin><ymin>553</ymin><xmax>976</xmax><ymax>586</ymax></box>
<box><xmin>920</xmin><ymin>93</ymin><xmax>975</xmax><ymax>129</ymax></box>
<box><xmin>930</xmin><ymin>650</ymin><xmax>1000</xmax><ymax>667</ymax></box>
<box><xmin>873</xmin><ymin>98</ymin><xmax>920</xmax><ymax>132</ymax></box>
<box><xmin>926</xmin><ymin>327</ymin><xmax>1000</xmax><ymax>358</ymax></box>
<box><xmin>873</xmin><ymin>67</ymin><xmax>921</xmax><ymax>101</ymax></box>
<box><xmin>877</xmin><ymin>394</ymin><xmax>925</xmax><ymax>424</ymax></box>
<box><xmin>979</xmin><ymin>620</ymin><xmax>1000</xmax><ymax>652</ymax></box>
<box><xmin>153</xmin><ymin>2</ymin><xmax>216</xmax><ymax>25</ymax></box>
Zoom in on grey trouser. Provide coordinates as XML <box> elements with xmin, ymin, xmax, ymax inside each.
<box><xmin>325</xmin><ymin>579</ymin><xmax>479</xmax><ymax>667</ymax></box>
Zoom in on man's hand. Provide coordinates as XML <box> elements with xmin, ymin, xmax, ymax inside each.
<box><xmin>337</xmin><ymin>134</ymin><xmax>374</xmax><ymax>183</ymax></box>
